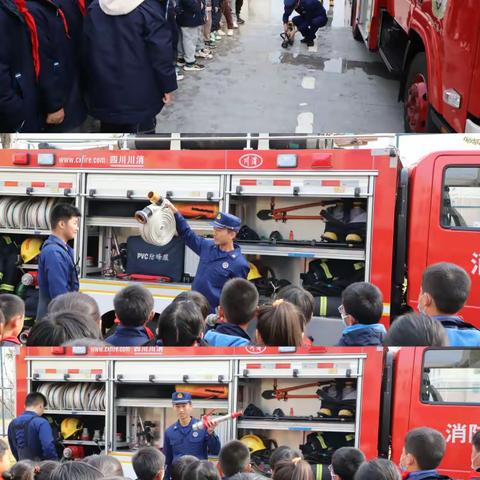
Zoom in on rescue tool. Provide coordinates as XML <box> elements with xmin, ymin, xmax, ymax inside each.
<box><xmin>191</xmin><ymin>411</ymin><xmax>243</xmax><ymax>431</ymax></box>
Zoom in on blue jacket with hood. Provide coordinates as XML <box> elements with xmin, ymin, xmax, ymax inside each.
<box><xmin>433</xmin><ymin>315</ymin><xmax>480</xmax><ymax>347</ymax></box>
<box><xmin>337</xmin><ymin>323</ymin><xmax>386</xmax><ymax>346</ymax></box>
<box><xmin>204</xmin><ymin>329</ymin><xmax>249</xmax><ymax>346</ymax></box>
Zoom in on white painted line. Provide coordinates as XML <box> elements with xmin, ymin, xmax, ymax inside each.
<box><xmin>295</xmin><ymin>112</ymin><xmax>314</xmax><ymax>133</ymax></box>
<box><xmin>299</xmin><ymin>102</ymin><xmax>308</xmax><ymax>106</ymax></box>
<box><xmin>308</xmin><ymin>44</ymin><xmax>318</xmax><ymax>52</ymax></box>
<box><xmin>301</xmin><ymin>76</ymin><xmax>316</xmax><ymax>89</ymax></box>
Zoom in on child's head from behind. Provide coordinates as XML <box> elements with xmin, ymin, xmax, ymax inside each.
<box><xmin>341</xmin><ymin>282</ymin><xmax>383</xmax><ymax>325</ymax></box>
<box><xmin>114</xmin><ymin>285</ymin><xmax>154</xmax><ymax>327</ymax></box>
<box><xmin>132</xmin><ymin>447</ymin><xmax>165</xmax><ymax>480</ymax></box>
<box><xmin>401</xmin><ymin>427</ymin><xmax>446</xmax><ymax>472</ymax></box>
<box><xmin>0</xmin><ymin>294</ymin><xmax>25</xmax><ymax>338</ymax></box>
<box><xmin>219</xmin><ymin>278</ymin><xmax>259</xmax><ymax>326</ymax></box>
<box><xmin>276</xmin><ymin>285</ymin><xmax>314</xmax><ymax>328</ymax></box>
<box><xmin>256</xmin><ymin>299</ymin><xmax>304</xmax><ymax>347</ymax></box>
<box><xmin>157</xmin><ymin>300</ymin><xmax>203</xmax><ymax>346</ymax></box>
<box><xmin>174</xmin><ymin>291</ymin><xmax>210</xmax><ymax>320</ymax></box>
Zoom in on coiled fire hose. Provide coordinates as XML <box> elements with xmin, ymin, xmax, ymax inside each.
<box><xmin>134</xmin><ymin>192</ymin><xmax>177</xmax><ymax>247</ymax></box>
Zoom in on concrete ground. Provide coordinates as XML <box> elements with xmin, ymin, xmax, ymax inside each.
<box><xmin>157</xmin><ymin>0</ymin><xmax>404</xmax><ymax>133</ymax></box>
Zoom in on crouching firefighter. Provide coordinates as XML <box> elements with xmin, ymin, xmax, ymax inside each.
<box><xmin>8</xmin><ymin>392</ymin><xmax>59</xmax><ymax>461</ymax></box>
<box><xmin>163</xmin><ymin>392</ymin><xmax>221</xmax><ymax>480</ymax></box>
<box><xmin>282</xmin><ymin>0</ymin><xmax>327</xmax><ymax>47</ymax></box>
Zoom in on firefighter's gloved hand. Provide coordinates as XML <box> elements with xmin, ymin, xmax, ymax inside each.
<box><xmin>204</xmin><ymin>417</ymin><xmax>216</xmax><ymax>434</ymax></box>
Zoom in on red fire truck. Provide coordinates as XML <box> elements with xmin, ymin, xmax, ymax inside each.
<box><xmin>0</xmin><ymin>134</ymin><xmax>479</xmax><ymax>337</ymax></box>
<box><xmin>351</xmin><ymin>0</ymin><xmax>480</xmax><ymax>134</ymax></box>
<box><xmin>14</xmin><ymin>346</ymin><xmax>480</xmax><ymax>479</ymax></box>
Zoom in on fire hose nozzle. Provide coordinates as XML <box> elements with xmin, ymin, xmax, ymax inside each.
<box><xmin>191</xmin><ymin>411</ymin><xmax>243</xmax><ymax>431</ymax></box>
<box><xmin>135</xmin><ymin>192</ymin><xmax>166</xmax><ymax>224</ymax></box>
<box><xmin>147</xmin><ymin>191</ymin><xmax>164</xmax><ymax>206</ymax></box>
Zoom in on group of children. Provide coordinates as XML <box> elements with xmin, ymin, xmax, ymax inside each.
<box><xmin>3</xmin><ymin>425</ymin><xmax>478</xmax><ymax>480</ymax></box>
<box><xmin>0</xmin><ymin>0</ymin><xmax>246</xmax><ymax>134</ymax></box>
<box><xmin>1</xmin><ymin>259</ymin><xmax>479</xmax><ymax>347</ymax></box>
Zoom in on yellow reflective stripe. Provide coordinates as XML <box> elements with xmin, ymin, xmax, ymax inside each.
<box><xmin>346</xmin><ymin>434</ymin><xmax>355</xmax><ymax>442</ymax></box>
<box><xmin>2</xmin><ymin>236</ymin><xmax>12</xmax><ymax>245</ymax></box>
<box><xmin>0</xmin><ymin>284</ymin><xmax>15</xmax><ymax>292</ymax></box>
<box><xmin>319</xmin><ymin>261</ymin><xmax>333</xmax><ymax>279</ymax></box>
<box><xmin>353</xmin><ymin>262</ymin><xmax>364</xmax><ymax>270</ymax></box>
<box><xmin>319</xmin><ymin>296</ymin><xmax>327</xmax><ymax>316</ymax></box>
<box><xmin>317</xmin><ymin>433</ymin><xmax>327</xmax><ymax>449</ymax></box>
<box><xmin>0</xmin><ymin>273</ymin><xmax>3</xmax><ymax>281</ymax></box>
<box><xmin>316</xmin><ymin>464</ymin><xmax>323</xmax><ymax>480</ymax></box>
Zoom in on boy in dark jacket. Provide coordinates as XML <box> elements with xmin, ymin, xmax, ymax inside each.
<box><xmin>204</xmin><ymin>278</ymin><xmax>257</xmax><ymax>346</ymax></box>
<box><xmin>337</xmin><ymin>282</ymin><xmax>386</xmax><ymax>346</ymax></box>
<box><xmin>37</xmin><ymin>203</ymin><xmax>81</xmax><ymax>320</ymax></box>
<box><xmin>25</xmin><ymin>0</ymin><xmax>86</xmax><ymax>131</ymax></box>
<box><xmin>0</xmin><ymin>0</ymin><xmax>42</xmax><ymax>132</ymax></box>
<box><xmin>0</xmin><ymin>294</ymin><xmax>25</xmax><ymax>346</ymax></box>
<box><xmin>176</xmin><ymin>0</ymin><xmax>207</xmax><ymax>70</ymax></box>
<box><xmin>400</xmin><ymin>427</ymin><xmax>452</xmax><ymax>480</ymax></box>
<box><xmin>106</xmin><ymin>285</ymin><xmax>155</xmax><ymax>346</ymax></box>
<box><xmin>83</xmin><ymin>0</ymin><xmax>177</xmax><ymax>133</ymax></box>
<box><xmin>418</xmin><ymin>262</ymin><xmax>480</xmax><ymax>346</ymax></box>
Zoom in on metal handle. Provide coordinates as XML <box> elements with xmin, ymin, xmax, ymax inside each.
<box><xmin>126</xmin><ymin>190</ymin><xmax>134</xmax><ymax>199</ymax></box>
<box><xmin>235</xmin><ymin>186</ymin><xmax>243</xmax><ymax>195</ymax></box>
<box><xmin>63</xmin><ymin>188</ymin><xmax>71</xmax><ymax>196</ymax></box>
<box><xmin>117</xmin><ymin>374</ymin><xmax>124</xmax><ymax>382</ymax></box>
<box><xmin>183</xmin><ymin>375</ymin><xmax>189</xmax><ymax>383</ymax></box>
<box><xmin>95</xmin><ymin>374</ymin><xmax>102</xmax><ymax>381</ymax></box>
<box><xmin>64</xmin><ymin>373</ymin><xmax>70</xmax><ymax>381</ymax></box>
<box><xmin>26</xmin><ymin>187</ymin><xmax>33</xmax><ymax>195</ymax></box>
<box><xmin>149</xmin><ymin>375</ymin><xmax>156</xmax><ymax>383</ymax></box>
<box><xmin>218</xmin><ymin>375</ymin><xmax>225</xmax><ymax>383</ymax></box>
<box><xmin>89</xmin><ymin>189</ymin><xmax>96</xmax><ymax>197</ymax></box>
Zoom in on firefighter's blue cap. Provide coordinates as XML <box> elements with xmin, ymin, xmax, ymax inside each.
<box><xmin>211</xmin><ymin>212</ymin><xmax>241</xmax><ymax>231</ymax></box>
<box><xmin>172</xmin><ymin>392</ymin><xmax>192</xmax><ymax>404</ymax></box>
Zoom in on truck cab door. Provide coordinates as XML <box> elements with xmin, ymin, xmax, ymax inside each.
<box><xmin>427</xmin><ymin>153</ymin><xmax>480</xmax><ymax>325</ymax></box>
<box><xmin>401</xmin><ymin>348</ymin><xmax>480</xmax><ymax>479</ymax></box>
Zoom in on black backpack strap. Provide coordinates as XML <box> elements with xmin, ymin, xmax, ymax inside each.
<box><xmin>13</xmin><ymin>415</ymin><xmax>36</xmax><ymax>449</ymax></box>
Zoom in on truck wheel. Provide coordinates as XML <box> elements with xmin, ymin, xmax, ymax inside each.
<box><xmin>351</xmin><ymin>0</ymin><xmax>362</xmax><ymax>41</ymax></box>
<box><xmin>403</xmin><ymin>52</ymin><xmax>432</xmax><ymax>133</ymax></box>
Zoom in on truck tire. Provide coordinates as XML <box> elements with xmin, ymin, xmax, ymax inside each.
<box><xmin>403</xmin><ymin>52</ymin><xmax>436</xmax><ymax>133</ymax></box>
<box><xmin>351</xmin><ymin>0</ymin><xmax>363</xmax><ymax>41</ymax></box>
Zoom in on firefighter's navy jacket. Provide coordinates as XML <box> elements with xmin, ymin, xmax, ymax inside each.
<box><xmin>433</xmin><ymin>315</ymin><xmax>480</xmax><ymax>347</ymax></box>
<box><xmin>282</xmin><ymin>0</ymin><xmax>326</xmax><ymax>23</ymax></box>
<box><xmin>8</xmin><ymin>411</ymin><xmax>59</xmax><ymax>461</ymax></box>
<box><xmin>337</xmin><ymin>323</ymin><xmax>386</xmax><ymax>346</ymax></box>
<box><xmin>174</xmin><ymin>212</ymin><xmax>249</xmax><ymax>312</ymax></box>
<box><xmin>37</xmin><ymin>235</ymin><xmax>79</xmax><ymax>319</ymax></box>
<box><xmin>163</xmin><ymin>417</ymin><xmax>220</xmax><ymax>480</ymax></box>
<box><xmin>0</xmin><ymin>0</ymin><xmax>41</xmax><ymax>132</ymax></box>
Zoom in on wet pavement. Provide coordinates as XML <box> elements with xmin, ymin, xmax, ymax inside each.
<box><xmin>157</xmin><ymin>0</ymin><xmax>403</xmax><ymax>133</ymax></box>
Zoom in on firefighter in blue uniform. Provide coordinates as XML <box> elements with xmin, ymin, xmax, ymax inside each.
<box><xmin>165</xmin><ymin>201</ymin><xmax>249</xmax><ymax>313</ymax></box>
<box><xmin>8</xmin><ymin>392</ymin><xmax>58</xmax><ymax>461</ymax></box>
<box><xmin>283</xmin><ymin>0</ymin><xmax>327</xmax><ymax>47</ymax></box>
<box><xmin>163</xmin><ymin>392</ymin><xmax>220</xmax><ymax>480</ymax></box>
